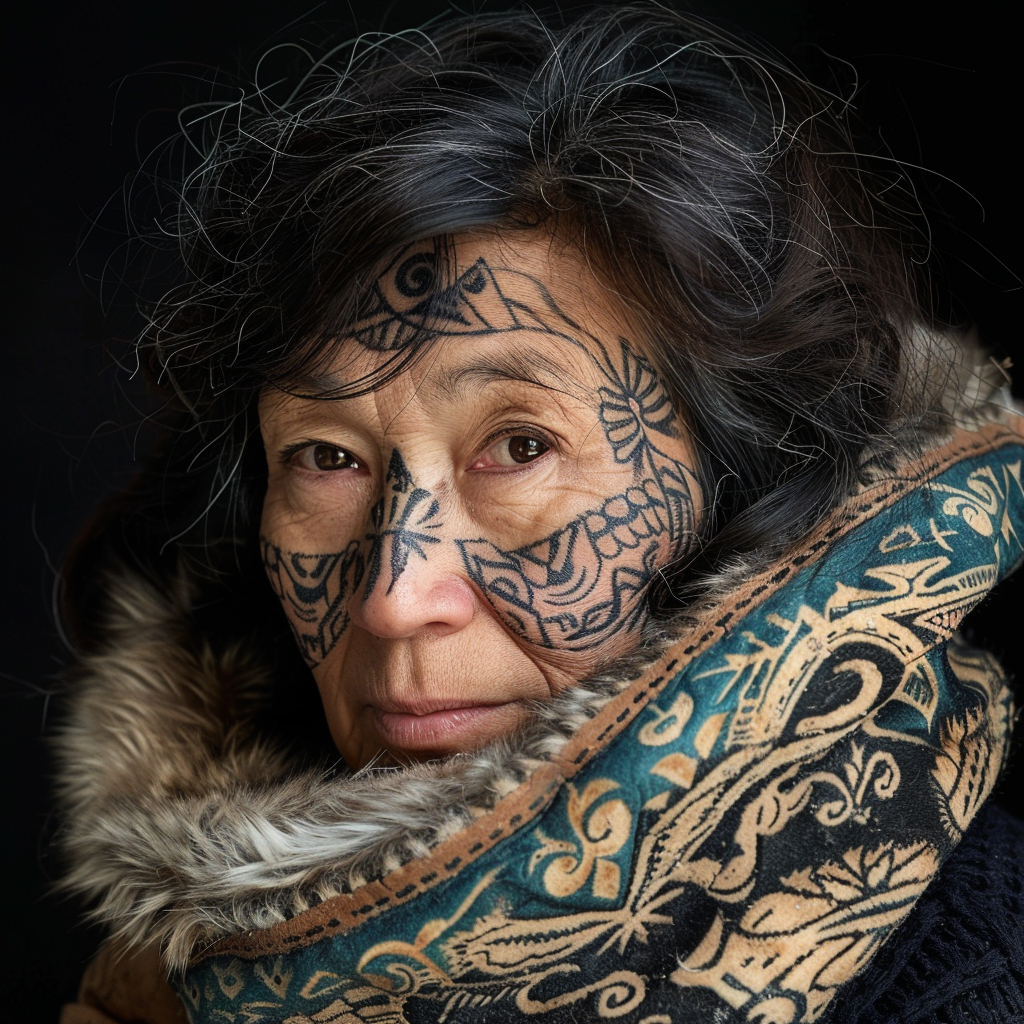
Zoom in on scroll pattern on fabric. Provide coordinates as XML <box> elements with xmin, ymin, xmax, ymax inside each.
<box><xmin>179</xmin><ymin>443</ymin><xmax>1022</xmax><ymax>1023</ymax></box>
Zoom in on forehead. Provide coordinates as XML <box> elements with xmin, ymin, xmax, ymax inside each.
<box><xmin>289</xmin><ymin>232</ymin><xmax>635</xmax><ymax>397</ymax></box>
<box><xmin>357</xmin><ymin>234</ymin><xmax>596</xmax><ymax>345</ymax></box>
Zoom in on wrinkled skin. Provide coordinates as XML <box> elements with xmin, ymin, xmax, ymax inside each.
<box><xmin>260</xmin><ymin>233</ymin><xmax>701</xmax><ymax>769</ymax></box>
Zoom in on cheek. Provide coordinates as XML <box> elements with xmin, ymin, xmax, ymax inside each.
<box><xmin>307</xmin><ymin>659</ymin><xmax>366</xmax><ymax>766</ymax></box>
<box><xmin>260</xmin><ymin>536</ymin><xmax>367</xmax><ymax>668</ymax></box>
<box><xmin>259</xmin><ymin>484</ymin><xmax>370</xmax><ymax>669</ymax></box>
<box><xmin>457</xmin><ymin>356</ymin><xmax>703</xmax><ymax>657</ymax></box>
<box><xmin>460</xmin><ymin>471</ymin><xmax>695</xmax><ymax>654</ymax></box>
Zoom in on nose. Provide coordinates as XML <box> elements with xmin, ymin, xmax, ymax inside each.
<box><xmin>348</xmin><ymin>558</ymin><xmax>477</xmax><ymax>638</ymax></box>
<box><xmin>347</xmin><ymin>530</ymin><xmax>477</xmax><ymax>639</ymax></box>
<box><xmin>348</xmin><ymin>573</ymin><xmax>477</xmax><ymax>638</ymax></box>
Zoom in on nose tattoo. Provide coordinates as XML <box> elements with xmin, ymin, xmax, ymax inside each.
<box><xmin>364</xmin><ymin>449</ymin><xmax>444</xmax><ymax>597</ymax></box>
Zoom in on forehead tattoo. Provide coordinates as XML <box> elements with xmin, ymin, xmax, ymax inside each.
<box><xmin>348</xmin><ymin>245</ymin><xmax>586</xmax><ymax>353</ymax></box>
<box><xmin>263</xmin><ymin>246</ymin><xmax>700</xmax><ymax>665</ymax></box>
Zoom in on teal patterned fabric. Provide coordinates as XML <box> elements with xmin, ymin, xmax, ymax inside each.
<box><xmin>179</xmin><ymin>429</ymin><xmax>1023</xmax><ymax>1024</ymax></box>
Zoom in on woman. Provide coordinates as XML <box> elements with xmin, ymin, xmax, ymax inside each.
<box><xmin>56</xmin><ymin>5</ymin><xmax>1024</xmax><ymax>1022</ymax></box>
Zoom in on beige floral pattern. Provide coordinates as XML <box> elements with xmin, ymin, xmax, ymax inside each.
<box><xmin>529</xmin><ymin>780</ymin><xmax>632</xmax><ymax>900</ymax></box>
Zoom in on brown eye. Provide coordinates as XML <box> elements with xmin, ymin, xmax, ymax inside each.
<box><xmin>505</xmin><ymin>436</ymin><xmax>549</xmax><ymax>464</ymax></box>
<box><xmin>471</xmin><ymin>433</ymin><xmax>553</xmax><ymax>470</ymax></box>
<box><xmin>305</xmin><ymin>444</ymin><xmax>361</xmax><ymax>471</ymax></box>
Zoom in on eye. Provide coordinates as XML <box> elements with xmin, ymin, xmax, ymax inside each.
<box><xmin>291</xmin><ymin>443</ymin><xmax>363</xmax><ymax>472</ymax></box>
<box><xmin>472</xmin><ymin>434</ymin><xmax>551</xmax><ymax>469</ymax></box>
<box><xmin>505</xmin><ymin>436</ymin><xmax>548</xmax><ymax>464</ymax></box>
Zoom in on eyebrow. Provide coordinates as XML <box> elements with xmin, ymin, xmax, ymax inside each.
<box><xmin>276</xmin><ymin>341</ymin><xmax>591</xmax><ymax>402</ymax></box>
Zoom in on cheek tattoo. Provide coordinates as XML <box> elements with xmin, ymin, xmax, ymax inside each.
<box><xmin>261</xmin><ymin>539</ymin><xmax>365</xmax><ymax>667</ymax></box>
<box><xmin>459</xmin><ymin>341</ymin><xmax>696</xmax><ymax>650</ymax></box>
<box><xmin>262</xmin><ymin>248</ymin><xmax>699</xmax><ymax>664</ymax></box>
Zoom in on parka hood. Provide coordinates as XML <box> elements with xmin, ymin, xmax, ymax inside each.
<box><xmin>56</xmin><ymin>406</ymin><xmax>1024</xmax><ymax>1021</ymax></box>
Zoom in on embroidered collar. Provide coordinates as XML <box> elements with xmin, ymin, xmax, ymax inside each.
<box><xmin>169</xmin><ymin>423</ymin><xmax>1021</xmax><ymax>1021</ymax></box>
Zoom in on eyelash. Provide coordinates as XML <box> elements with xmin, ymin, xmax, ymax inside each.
<box><xmin>280</xmin><ymin>441</ymin><xmax>364</xmax><ymax>472</ymax></box>
<box><xmin>279</xmin><ymin>424</ymin><xmax>559</xmax><ymax>475</ymax></box>
<box><xmin>484</xmin><ymin>415</ymin><xmax>559</xmax><ymax>444</ymax></box>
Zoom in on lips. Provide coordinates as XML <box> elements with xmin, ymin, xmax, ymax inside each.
<box><xmin>371</xmin><ymin>700</ymin><xmax>524</xmax><ymax>754</ymax></box>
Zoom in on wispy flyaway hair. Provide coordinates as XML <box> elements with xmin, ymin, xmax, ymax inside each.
<box><xmin>69</xmin><ymin>2</ymin><xmax>942</xmax><ymax>636</ymax></box>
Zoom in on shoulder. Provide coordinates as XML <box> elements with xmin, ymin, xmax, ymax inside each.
<box><xmin>60</xmin><ymin>939</ymin><xmax>187</xmax><ymax>1024</ymax></box>
<box><xmin>826</xmin><ymin>802</ymin><xmax>1024</xmax><ymax>1024</ymax></box>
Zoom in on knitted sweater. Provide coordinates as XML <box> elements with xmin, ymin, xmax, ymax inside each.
<box><xmin>826</xmin><ymin>802</ymin><xmax>1024</xmax><ymax>1024</ymax></box>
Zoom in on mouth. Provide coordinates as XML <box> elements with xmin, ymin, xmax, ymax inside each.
<box><xmin>371</xmin><ymin>700</ymin><xmax>525</xmax><ymax>755</ymax></box>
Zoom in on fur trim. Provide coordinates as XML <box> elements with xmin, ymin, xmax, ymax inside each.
<box><xmin>55</xmin><ymin>327</ymin><xmax>1017</xmax><ymax>971</ymax></box>
<box><xmin>55</xmin><ymin>565</ymin><xmax>684</xmax><ymax>971</ymax></box>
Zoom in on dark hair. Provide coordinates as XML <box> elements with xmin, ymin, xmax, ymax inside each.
<box><xmin>66</xmin><ymin>3</ymin><xmax>939</xmax><ymax>645</ymax></box>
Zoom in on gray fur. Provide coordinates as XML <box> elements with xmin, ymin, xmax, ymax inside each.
<box><xmin>55</xmin><ymin>566</ymin><xmax>682</xmax><ymax>971</ymax></box>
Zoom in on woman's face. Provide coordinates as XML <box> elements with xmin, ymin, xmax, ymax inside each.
<box><xmin>259</xmin><ymin>233</ymin><xmax>701</xmax><ymax>768</ymax></box>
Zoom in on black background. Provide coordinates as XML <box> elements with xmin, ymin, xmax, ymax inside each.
<box><xmin>3</xmin><ymin>1</ymin><xmax>1021</xmax><ymax>1016</ymax></box>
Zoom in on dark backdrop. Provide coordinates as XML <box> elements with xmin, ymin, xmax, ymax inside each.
<box><xmin>3</xmin><ymin>1</ymin><xmax>1020</xmax><ymax>1016</ymax></box>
